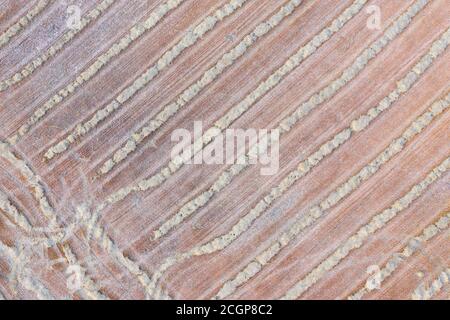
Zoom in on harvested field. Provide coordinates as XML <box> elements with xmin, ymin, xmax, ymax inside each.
<box><xmin>0</xmin><ymin>0</ymin><xmax>449</xmax><ymax>300</ymax></box>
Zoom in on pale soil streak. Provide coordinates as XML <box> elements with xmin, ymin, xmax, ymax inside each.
<box><xmin>215</xmin><ymin>89</ymin><xmax>450</xmax><ymax>299</ymax></box>
<box><xmin>97</xmin><ymin>0</ymin><xmax>305</xmax><ymax>176</ymax></box>
<box><xmin>97</xmin><ymin>0</ymin><xmax>369</xmax><ymax>214</ymax></box>
<box><xmin>348</xmin><ymin>210</ymin><xmax>450</xmax><ymax>300</ymax></box>
<box><xmin>281</xmin><ymin>156</ymin><xmax>450</xmax><ymax>299</ymax></box>
<box><xmin>412</xmin><ymin>265</ymin><xmax>450</xmax><ymax>300</ymax></box>
<box><xmin>0</xmin><ymin>0</ymin><xmax>51</xmax><ymax>49</ymax></box>
<box><xmin>43</xmin><ymin>0</ymin><xmax>250</xmax><ymax>160</ymax></box>
<box><xmin>0</xmin><ymin>141</ymin><xmax>106</xmax><ymax>299</ymax></box>
<box><xmin>147</xmin><ymin>21</ymin><xmax>449</xmax><ymax>298</ymax></box>
<box><xmin>6</xmin><ymin>0</ymin><xmax>186</xmax><ymax>145</ymax></box>
<box><xmin>0</xmin><ymin>0</ymin><xmax>116</xmax><ymax>93</ymax></box>
<box><xmin>151</xmin><ymin>0</ymin><xmax>430</xmax><ymax>242</ymax></box>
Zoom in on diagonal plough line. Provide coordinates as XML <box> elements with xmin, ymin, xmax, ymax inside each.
<box><xmin>0</xmin><ymin>0</ymin><xmax>116</xmax><ymax>92</ymax></box>
<box><xmin>97</xmin><ymin>0</ymin><xmax>307</xmax><ymax>176</ymax></box>
<box><xmin>281</xmin><ymin>156</ymin><xmax>450</xmax><ymax>299</ymax></box>
<box><xmin>78</xmin><ymin>0</ymin><xmax>370</xmax><ymax>297</ymax></box>
<box><xmin>6</xmin><ymin>0</ymin><xmax>186</xmax><ymax>145</ymax></box>
<box><xmin>43</xmin><ymin>0</ymin><xmax>251</xmax><ymax>160</ymax></box>
<box><xmin>412</xmin><ymin>265</ymin><xmax>450</xmax><ymax>300</ymax></box>
<box><xmin>0</xmin><ymin>0</ymin><xmax>52</xmax><ymax>50</ymax></box>
<box><xmin>65</xmin><ymin>0</ymin><xmax>308</xmax><ymax>300</ymax></box>
<box><xmin>216</xmin><ymin>88</ymin><xmax>450</xmax><ymax>299</ymax></box>
<box><xmin>348</xmin><ymin>210</ymin><xmax>450</xmax><ymax>300</ymax></box>
<box><xmin>146</xmin><ymin>22</ymin><xmax>450</xmax><ymax>298</ymax></box>
<box><xmin>0</xmin><ymin>141</ymin><xmax>107</xmax><ymax>299</ymax></box>
<box><xmin>0</xmin><ymin>239</ymin><xmax>55</xmax><ymax>299</ymax></box>
<box><xmin>0</xmin><ymin>141</ymin><xmax>61</xmax><ymax>228</ymax></box>
<box><xmin>96</xmin><ymin>0</ymin><xmax>370</xmax><ymax>212</ymax></box>
<box><xmin>150</xmin><ymin>0</ymin><xmax>432</xmax><ymax>243</ymax></box>
<box><xmin>138</xmin><ymin>0</ymin><xmax>443</xmax><ymax>298</ymax></box>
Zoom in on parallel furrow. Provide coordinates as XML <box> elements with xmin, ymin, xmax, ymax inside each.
<box><xmin>0</xmin><ymin>0</ymin><xmax>116</xmax><ymax>92</ymax></box>
<box><xmin>98</xmin><ymin>0</ymin><xmax>369</xmax><ymax>212</ymax></box>
<box><xmin>152</xmin><ymin>0</ymin><xmax>430</xmax><ymax>241</ymax></box>
<box><xmin>43</xmin><ymin>0</ymin><xmax>250</xmax><ymax>160</ymax></box>
<box><xmin>281</xmin><ymin>156</ymin><xmax>450</xmax><ymax>299</ymax></box>
<box><xmin>7</xmin><ymin>0</ymin><xmax>186</xmax><ymax>144</ymax></box>
<box><xmin>148</xmin><ymin>22</ymin><xmax>450</xmax><ymax>298</ymax></box>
